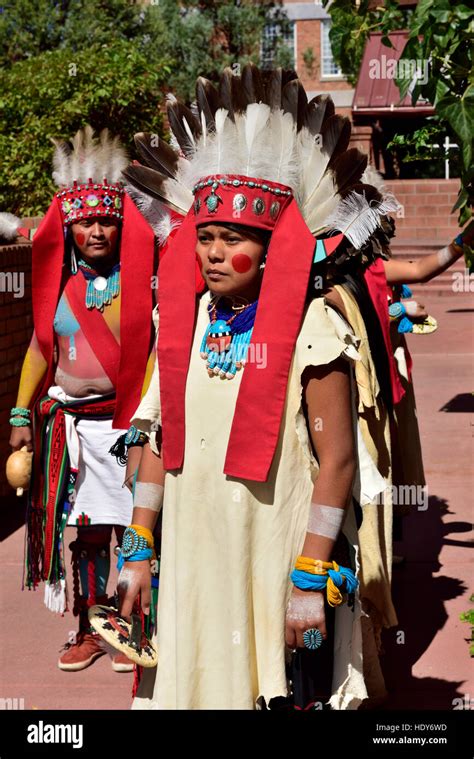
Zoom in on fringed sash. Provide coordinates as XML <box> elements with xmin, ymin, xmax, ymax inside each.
<box><xmin>26</xmin><ymin>393</ymin><xmax>116</xmax><ymax>592</ymax></box>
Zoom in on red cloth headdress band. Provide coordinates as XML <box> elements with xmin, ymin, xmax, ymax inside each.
<box><xmin>158</xmin><ymin>174</ymin><xmax>341</xmax><ymax>481</ymax></box>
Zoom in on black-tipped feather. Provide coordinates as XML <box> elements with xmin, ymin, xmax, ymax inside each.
<box><xmin>282</xmin><ymin>79</ymin><xmax>308</xmax><ymax>132</ymax></box>
<box><xmin>331</xmin><ymin>148</ymin><xmax>368</xmax><ymax>195</ymax></box>
<box><xmin>321</xmin><ymin>115</ymin><xmax>352</xmax><ymax>166</ymax></box>
<box><xmin>196</xmin><ymin>77</ymin><xmax>220</xmax><ymax>132</ymax></box>
<box><xmin>134</xmin><ymin>132</ymin><xmax>180</xmax><ymax>179</ymax></box>
<box><xmin>218</xmin><ymin>68</ymin><xmax>237</xmax><ymax>120</ymax></box>
<box><xmin>122</xmin><ymin>165</ymin><xmax>189</xmax><ymax>215</ymax></box>
<box><xmin>261</xmin><ymin>68</ymin><xmax>282</xmax><ymax>109</ymax></box>
<box><xmin>241</xmin><ymin>62</ymin><xmax>265</xmax><ymax>105</ymax></box>
<box><xmin>340</xmin><ymin>182</ymin><xmax>383</xmax><ymax>203</ymax></box>
<box><xmin>304</xmin><ymin>94</ymin><xmax>335</xmax><ymax>136</ymax></box>
<box><xmin>166</xmin><ymin>100</ymin><xmax>202</xmax><ymax>157</ymax></box>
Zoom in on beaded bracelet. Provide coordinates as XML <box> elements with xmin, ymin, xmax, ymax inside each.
<box><xmin>10</xmin><ymin>407</ymin><xmax>30</xmax><ymax>418</ymax></box>
<box><xmin>9</xmin><ymin>417</ymin><xmax>31</xmax><ymax>427</ymax></box>
<box><xmin>124</xmin><ymin>425</ymin><xmax>148</xmax><ymax>448</ymax></box>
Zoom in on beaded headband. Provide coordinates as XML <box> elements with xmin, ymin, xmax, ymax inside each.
<box><xmin>192</xmin><ymin>174</ymin><xmax>293</xmax><ymax>230</ymax></box>
<box><xmin>56</xmin><ymin>180</ymin><xmax>124</xmax><ymax>225</ymax></box>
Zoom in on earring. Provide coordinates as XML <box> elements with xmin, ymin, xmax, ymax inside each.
<box><xmin>71</xmin><ymin>247</ymin><xmax>78</xmax><ymax>274</ymax></box>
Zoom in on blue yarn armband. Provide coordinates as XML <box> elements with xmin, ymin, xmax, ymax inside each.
<box><xmin>400</xmin><ymin>284</ymin><xmax>412</xmax><ymax>299</ymax></box>
<box><xmin>398</xmin><ymin>315</ymin><xmax>414</xmax><ymax>334</ymax></box>
<box><xmin>290</xmin><ymin>569</ymin><xmax>328</xmax><ymax>591</ymax></box>
<box><xmin>117</xmin><ymin>548</ymin><xmax>153</xmax><ymax>572</ymax></box>
<box><xmin>291</xmin><ymin>564</ymin><xmax>359</xmax><ymax>595</ymax></box>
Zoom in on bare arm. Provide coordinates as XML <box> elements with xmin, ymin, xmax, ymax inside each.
<box><xmin>118</xmin><ymin>438</ymin><xmax>165</xmax><ymax>618</ymax></box>
<box><xmin>9</xmin><ymin>331</ymin><xmax>48</xmax><ymax>451</ymax></box>
<box><xmin>384</xmin><ymin>221</ymin><xmax>473</xmax><ymax>285</ymax></box>
<box><xmin>286</xmin><ymin>357</ymin><xmax>355</xmax><ymax>648</ymax></box>
<box><xmin>300</xmin><ymin>357</ymin><xmax>355</xmax><ymax>562</ymax></box>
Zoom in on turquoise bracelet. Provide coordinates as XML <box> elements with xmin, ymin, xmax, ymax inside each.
<box><xmin>10</xmin><ymin>407</ymin><xmax>30</xmax><ymax>418</ymax></box>
<box><xmin>9</xmin><ymin>417</ymin><xmax>31</xmax><ymax>427</ymax></box>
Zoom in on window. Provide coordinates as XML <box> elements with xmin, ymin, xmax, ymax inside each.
<box><xmin>321</xmin><ymin>19</ymin><xmax>343</xmax><ymax>78</ymax></box>
<box><xmin>261</xmin><ymin>21</ymin><xmax>295</xmax><ymax>70</ymax></box>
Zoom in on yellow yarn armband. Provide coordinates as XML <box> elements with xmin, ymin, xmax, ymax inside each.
<box><xmin>130</xmin><ymin>524</ymin><xmax>154</xmax><ymax>549</ymax></box>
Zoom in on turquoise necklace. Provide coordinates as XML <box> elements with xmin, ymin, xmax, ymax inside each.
<box><xmin>200</xmin><ymin>296</ymin><xmax>258</xmax><ymax>379</ymax></box>
<box><xmin>77</xmin><ymin>258</ymin><xmax>120</xmax><ymax>311</ymax></box>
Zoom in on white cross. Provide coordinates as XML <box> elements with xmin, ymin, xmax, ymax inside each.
<box><xmin>433</xmin><ymin>136</ymin><xmax>458</xmax><ymax>179</ymax></box>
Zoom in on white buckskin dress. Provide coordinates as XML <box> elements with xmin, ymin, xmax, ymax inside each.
<box><xmin>130</xmin><ymin>290</ymin><xmax>391</xmax><ymax>710</ymax></box>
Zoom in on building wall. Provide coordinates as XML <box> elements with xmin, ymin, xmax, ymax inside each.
<box><xmin>284</xmin><ymin>0</ymin><xmax>354</xmax><ymax>116</ymax></box>
<box><xmin>0</xmin><ymin>240</ymin><xmax>33</xmax><ymax>499</ymax></box>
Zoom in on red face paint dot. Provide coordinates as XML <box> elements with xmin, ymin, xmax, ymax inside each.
<box><xmin>195</xmin><ymin>254</ymin><xmax>203</xmax><ymax>271</ymax></box>
<box><xmin>231</xmin><ymin>253</ymin><xmax>252</xmax><ymax>273</ymax></box>
<box><xmin>109</xmin><ymin>229</ymin><xmax>117</xmax><ymax>243</ymax></box>
<box><xmin>75</xmin><ymin>232</ymin><xmax>85</xmax><ymax>246</ymax></box>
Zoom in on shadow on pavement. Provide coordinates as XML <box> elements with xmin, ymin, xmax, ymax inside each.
<box><xmin>0</xmin><ymin>494</ymin><xmax>27</xmax><ymax>542</ymax></box>
<box><xmin>439</xmin><ymin>393</ymin><xmax>474</xmax><ymax>413</ymax></box>
<box><xmin>380</xmin><ymin>496</ymin><xmax>470</xmax><ymax>709</ymax></box>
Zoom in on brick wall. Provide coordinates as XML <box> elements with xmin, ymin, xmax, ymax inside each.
<box><xmin>295</xmin><ymin>18</ymin><xmax>353</xmax><ymax>97</ymax></box>
<box><xmin>0</xmin><ymin>241</ymin><xmax>33</xmax><ymax>498</ymax></box>
<box><xmin>385</xmin><ymin>179</ymin><xmax>461</xmax><ymax>243</ymax></box>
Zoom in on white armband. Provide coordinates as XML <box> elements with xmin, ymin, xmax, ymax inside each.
<box><xmin>133</xmin><ymin>482</ymin><xmax>164</xmax><ymax>513</ymax></box>
<box><xmin>307</xmin><ymin>503</ymin><xmax>345</xmax><ymax>540</ymax></box>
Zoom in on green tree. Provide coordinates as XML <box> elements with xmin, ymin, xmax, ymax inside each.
<box><xmin>155</xmin><ymin>0</ymin><xmax>292</xmax><ymax>101</ymax></box>
<box><xmin>0</xmin><ymin>0</ymin><xmax>166</xmax><ymax>66</ymax></box>
<box><xmin>323</xmin><ymin>0</ymin><xmax>474</xmax><ymax>224</ymax></box>
<box><xmin>0</xmin><ymin>41</ymin><xmax>170</xmax><ymax>216</ymax></box>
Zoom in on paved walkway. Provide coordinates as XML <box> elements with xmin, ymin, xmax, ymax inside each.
<box><xmin>0</xmin><ymin>293</ymin><xmax>472</xmax><ymax>710</ymax></box>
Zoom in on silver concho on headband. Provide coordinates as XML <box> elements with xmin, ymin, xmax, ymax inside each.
<box><xmin>232</xmin><ymin>193</ymin><xmax>247</xmax><ymax>213</ymax></box>
<box><xmin>252</xmin><ymin>197</ymin><xmax>265</xmax><ymax>216</ymax></box>
<box><xmin>270</xmin><ymin>201</ymin><xmax>281</xmax><ymax>220</ymax></box>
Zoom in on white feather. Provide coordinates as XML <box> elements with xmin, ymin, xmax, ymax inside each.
<box><xmin>298</xmin><ymin>127</ymin><xmax>331</xmax><ymax>208</ymax></box>
<box><xmin>200</xmin><ymin>110</ymin><xmax>207</xmax><ymax>147</ymax></box>
<box><xmin>244</xmin><ymin>103</ymin><xmax>270</xmax><ymax>176</ymax></box>
<box><xmin>155</xmin><ymin>212</ymin><xmax>183</xmax><ymax>246</ymax></box>
<box><xmin>107</xmin><ymin>135</ymin><xmax>128</xmax><ymax>183</ymax></box>
<box><xmin>271</xmin><ymin>110</ymin><xmax>298</xmax><ymax>186</ymax></box>
<box><xmin>182</xmin><ymin>117</ymin><xmax>196</xmax><ymax>152</ymax></box>
<box><xmin>0</xmin><ymin>212</ymin><xmax>21</xmax><ymax>241</ymax></box>
<box><xmin>303</xmin><ymin>173</ymin><xmax>340</xmax><ymax>234</ymax></box>
<box><xmin>51</xmin><ymin>126</ymin><xmax>128</xmax><ymax>187</ymax></box>
<box><xmin>325</xmin><ymin>192</ymin><xmax>399</xmax><ymax>249</ymax></box>
<box><xmin>51</xmin><ymin>139</ymin><xmax>72</xmax><ymax>187</ymax></box>
<box><xmin>362</xmin><ymin>164</ymin><xmax>402</xmax><ymax>210</ymax></box>
<box><xmin>124</xmin><ymin>185</ymin><xmax>184</xmax><ymax>241</ymax></box>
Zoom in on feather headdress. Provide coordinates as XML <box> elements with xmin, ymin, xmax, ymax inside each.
<box><xmin>51</xmin><ymin>125</ymin><xmax>128</xmax><ymax>187</ymax></box>
<box><xmin>124</xmin><ymin>64</ymin><xmax>395</xmax><ymax>250</ymax></box>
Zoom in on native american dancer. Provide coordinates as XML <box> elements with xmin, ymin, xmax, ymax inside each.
<box><xmin>7</xmin><ymin>128</ymin><xmax>156</xmax><ymax>672</ymax></box>
<box><xmin>112</xmin><ymin>65</ymin><xmax>469</xmax><ymax>709</ymax></box>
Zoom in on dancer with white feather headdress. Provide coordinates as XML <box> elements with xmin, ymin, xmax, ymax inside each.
<box><xmin>7</xmin><ymin>127</ymin><xmax>156</xmax><ymax>673</ymax></box>
<box><xmin>112</xmin><ymin>63</ymin><xmax>408</xmax><ymax>710</ymax></box>
<box><xmin>114</xmin><ymin>64</ymin><xmax>472</xmax><ymax>710</ymax></box>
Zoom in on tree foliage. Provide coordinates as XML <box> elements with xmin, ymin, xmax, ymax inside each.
<box><xmin>154</xmin><ymin>0</ymin><xmax>292</xmax><ymax>101</ymax></box>
<box><xmin>323</xmin><ymin>0</ymin><xmax>474</xmax><ymax>224</ymax></box>
<box><xmin>0</xmin><ymin>42</ymin><xmax>170</xmax><ymax>216</ymax></box>
<box><xmin>0</xmin><ymin>0</ymin><xmax>292</xmax><ymax>216</ymax></box>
